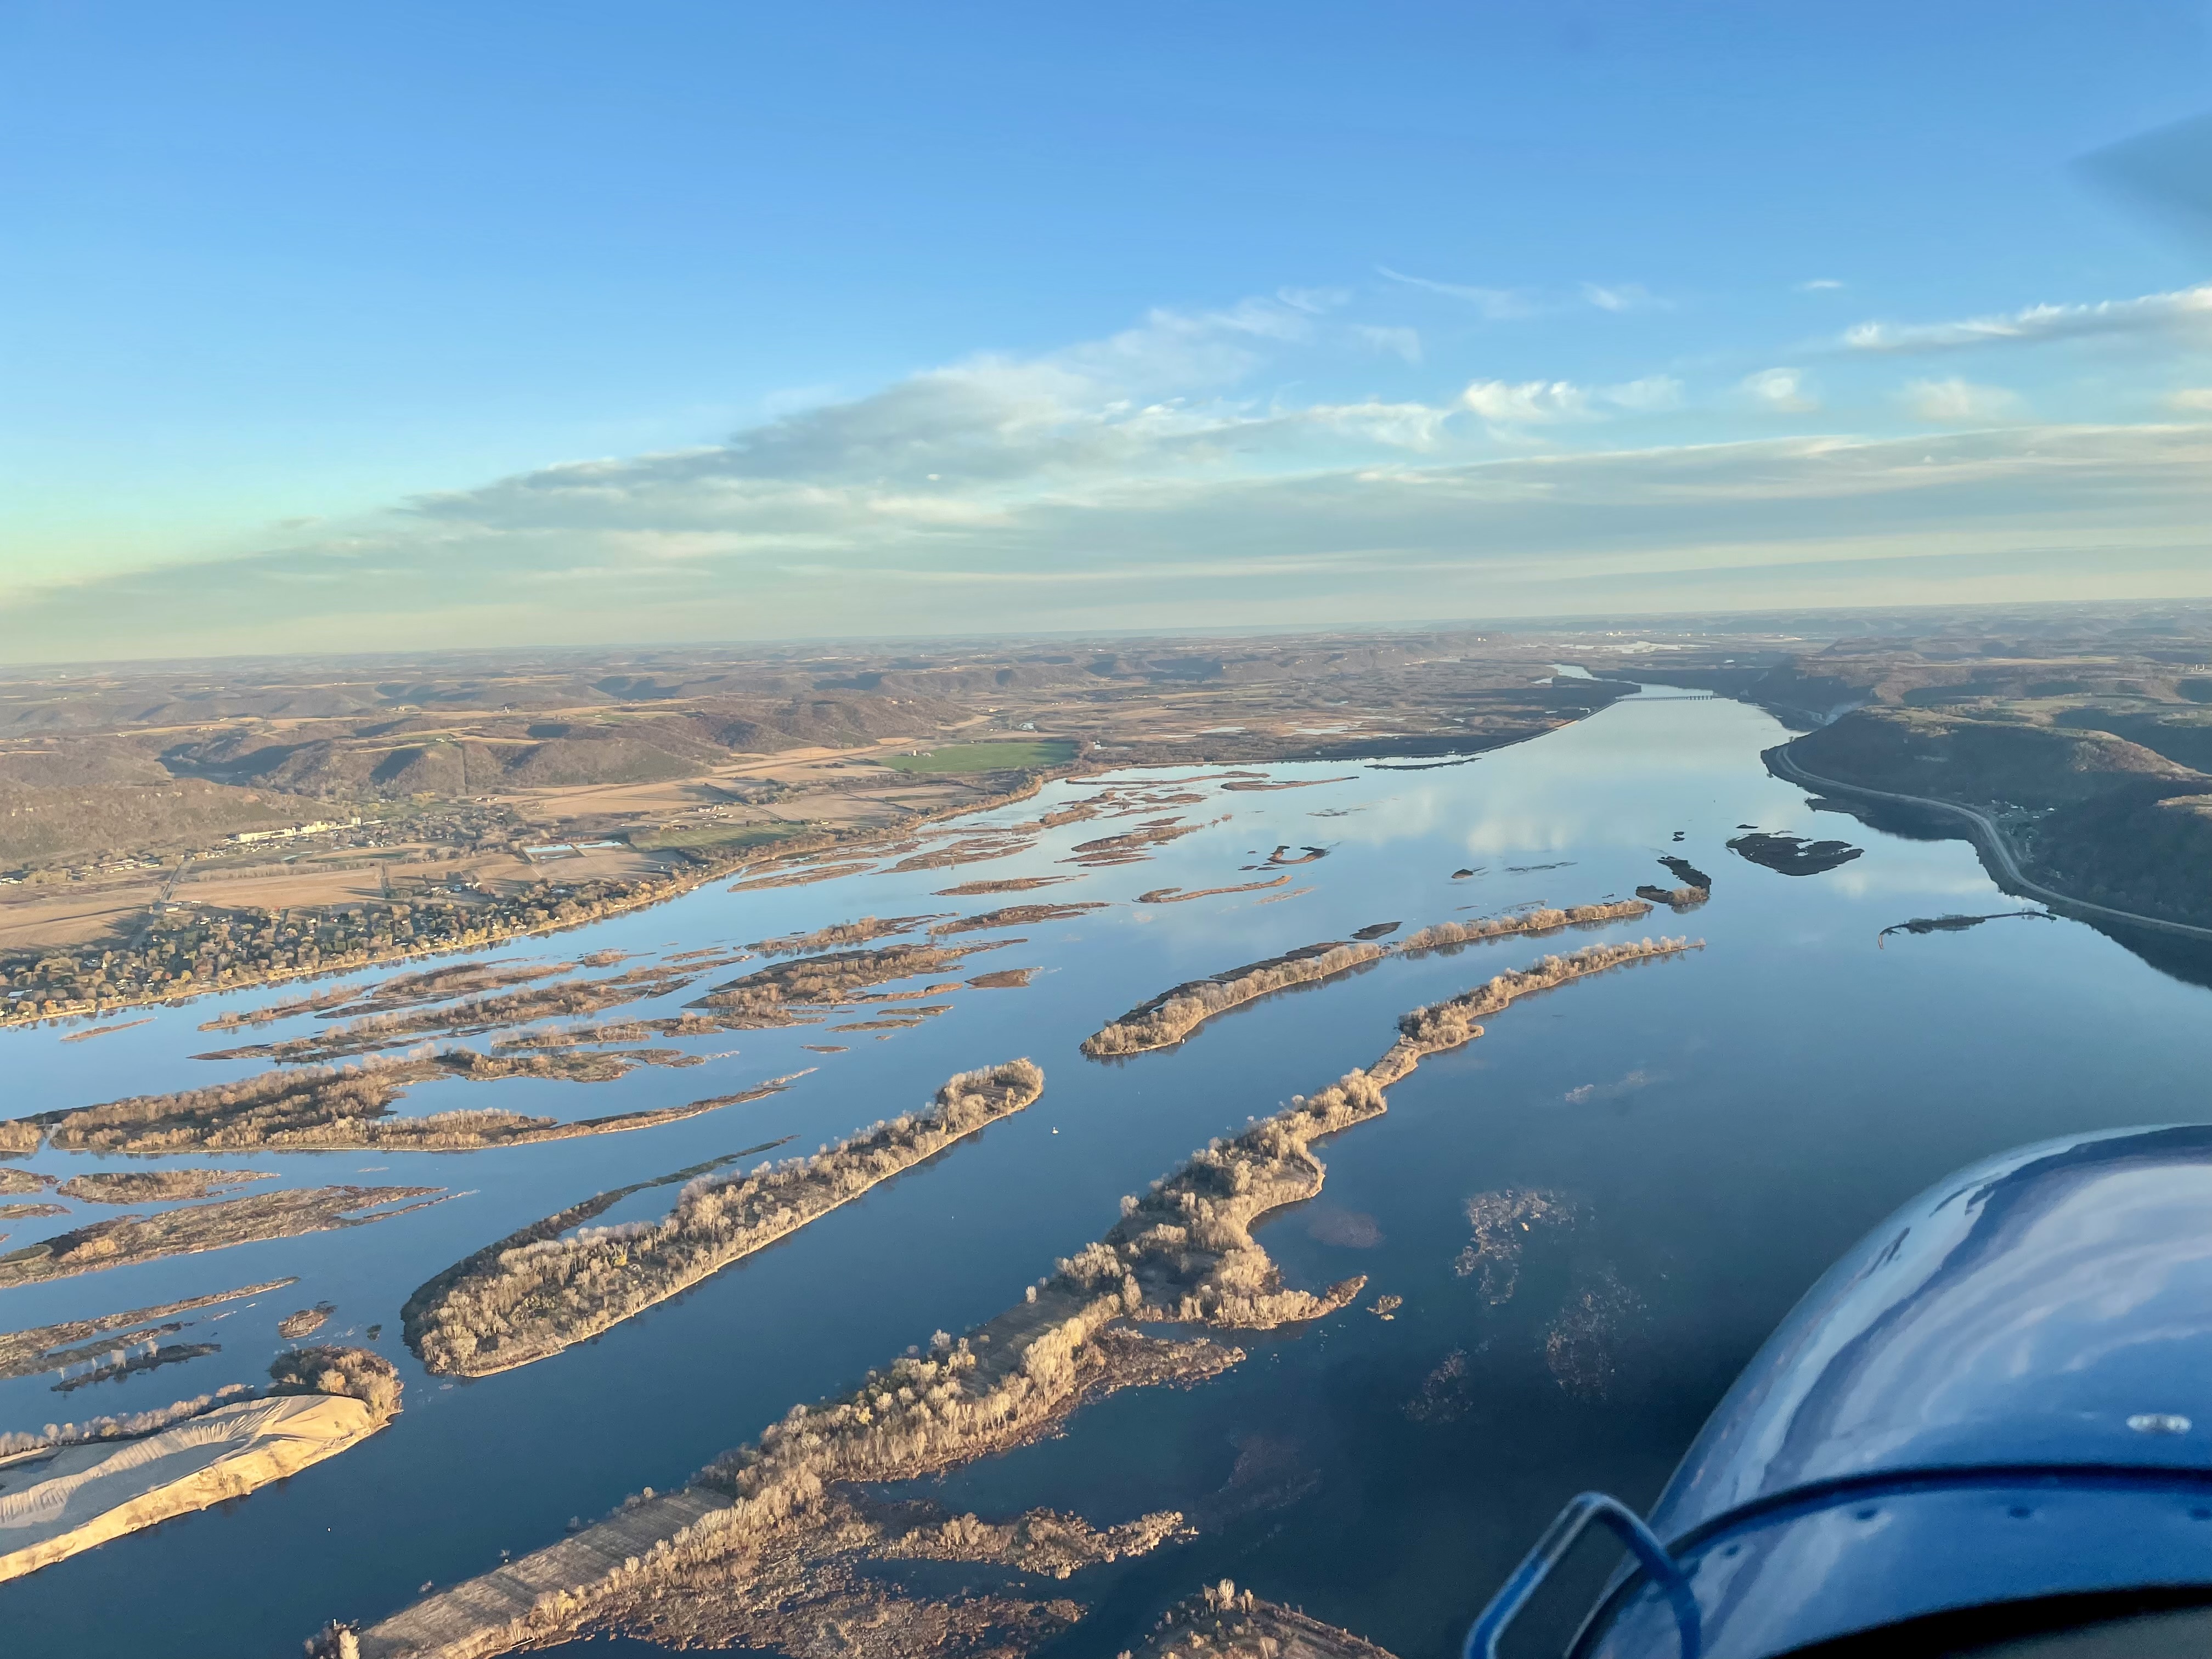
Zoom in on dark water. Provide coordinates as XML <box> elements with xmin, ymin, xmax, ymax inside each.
<box><xmin>4</xmin><ymin>689</ymin><xmax>2208</xmax><ymax>1658</ymax></box>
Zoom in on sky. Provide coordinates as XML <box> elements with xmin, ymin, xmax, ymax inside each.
<box><xmin>3</xmin><ymin>2</ymin><xmax>2210</xmax><ymax>663</ymax></box>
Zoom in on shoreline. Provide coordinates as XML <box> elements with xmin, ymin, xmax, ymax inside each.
<box><xmin>0</xmin><ymin>1391</ymin><xmax>394</xmax><ymax>1585</ymax></box>
<box><xmin>340</xmin><ymin>937</ymin><xmax>1701</xmax><ymax>1659</ymax></box>
<box><xmin>406</xmin><ymin>1060</ymin><xmax>1045</xmax><ymax>1377</ymax></box>
<box><xmin>0</xmin><ymin>771</ymin><xmax>1065</xmax><ymax>1033</ymax></box>
<box><xmin>1081</xmin><ymin>899</ymin><xmax>1656</xmax><ymax>1059</ymax></box>
<box><xmin>1764</xmin><ymin>743</ymin><xmax>2212</xmax><ymax>945</ymax></box>
<box><xmin>3</xmin><ymin>703</ymin><xmax>1630</xmax><ymax>1036</ymax></box>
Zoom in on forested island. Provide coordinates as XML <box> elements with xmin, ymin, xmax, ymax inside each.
<box><xmin>7</xmin><ymin>1058</ymin><xmax>800</xmax><ymax>1154</ymax></box>
<box><xmin>689</xmin><ymin>940</ymin><xmax>1014</xmax><ymax>1026</ymax></box>
<box><xmin>1082</xmin><ymin>942</ymin><xmax>1387</xmax><ymax>1057</ymax></box>
<box><xmin>406</xmin><ymin>1059</ymin><xmax>1045</xmax><ymax>1376</ymax></box>
<box><xmin>2</xmin><ymin>869</ymin><xmax>718</xmax><ymax>1029</ymax></box>
<box><xmin>1396</xmin><ymin>899</ymin><xmax>1651</xmax><ymax>953</ymax></box>
<box><xmin>339</xmin><ymin>936</ymin><xmax>1699</xmax><ymax>1659</ymax></box>
<box><xmin>1135</xmin><ymin>1581</ymin><xmax>1401</xmax><ymax>1659</ymax></box>
<box><xmin>0</xmin><ymin>1278</ymin><xmax>295</xmax><ymax>1385</ymax></box>
<box><xmin>0</xmin><ymin>1186</ymin><xmax>445</xmax><ymax>1288</ymax></box>
<box><xmin>193</xmin><ymin>958</ymin><xmax>706</xmax><ymax>1064</ymax></box>
<box><xmin>2</xmin><ymin>758</ymin><xmax>1064</xmax><ymax>1029</ymax></box>
<box><xmin>1082</xmin><ymin>898</ymin><xmax>1654</xmax><ymax>1057</ymax></box>
<box><xmin>55</xmin><ymin>1168</ymin><xmax>276</xmax><ymax>1203</ymax></box>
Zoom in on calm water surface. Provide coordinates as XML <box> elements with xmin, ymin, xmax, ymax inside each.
<box><xmin>4</xmin><ymin>689</ymin><xmax>2208</xmax><ymax>1658</ymax></box>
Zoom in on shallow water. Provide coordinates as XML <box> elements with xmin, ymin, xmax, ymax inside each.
<box><xmin>3</xmin><ymin>689</ymin><xmax>2208</xmax><ymax>1657</ymax></box>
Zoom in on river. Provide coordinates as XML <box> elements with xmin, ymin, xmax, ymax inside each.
<box><xmin>3</xmin><ymin>686</ymin><xmax>2209</xmax><ymax>1657</ymax></box>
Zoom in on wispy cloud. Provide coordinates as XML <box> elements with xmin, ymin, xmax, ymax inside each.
<box><xmin>1582</xmin><ymin>281</ymin><xmax>1667</xmax><ymax>312</ymax></box>
<box><xmin>1460</xmin><ymin>375</ymin><xmax>1681</xmax><ymax>426</ymax></box>
<box><xmin>1902</xmin><ymin>377</ymin><xmax>2024</xmax><ymax>422</ymax></box>
<box><xmin>1844</xmin><ymin>284</ymin><xmax>2212</xmax><ymax>353</ymax></box>
<box><xmin>1376</xmin><ymin>264</ymin><xmax>1534</xmax><ymax>319</ymax></box>
<box><xmin>1797</xmin><ymin>278</ymin><xmax>1846</xmax><ymax>292</ymax></box>
<box><xmin>1604</xmin><ymin>375</ymin><xmax>1684</xmax><ymax>413</ymax></box>
<box><xmin>1351</xmin><ymin>323</ymin><xmax>1423</xmax><ymax>363</ymax></box>
<box><xmin>1462</xmin><ymin>379</ymin><xmax>1590</xmax><ymax>424</ymax></box>
<box><xmin>2171</xmin><ymin>388</ymin><xmax>2212</xmax><ymax>413</ymax></box>
<box><xmin>8</xmin><ymin>275</ymin><xmax>2210</xmax><ymax>661</ymax></box>
<box><xmin>9</xmin><ymin>421</ymin><xmax>2207</xmax><ymax>659</ymax></box>
<box><xmin>1741</xmin><ymin>366</ymin><xmax>1819</xmax><ymax>413</ymax></box>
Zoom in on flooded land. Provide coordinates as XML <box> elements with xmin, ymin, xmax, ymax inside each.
<box><xmin>337</xmin><ymin>936</ymin><xmax>1691</xmax><ymax>1657</ymax></box>
<box><xmin>0</xmin><ymin>1187</ymin><xmax>446</xmax><ymax>1290</ymax></box>
<box><xmin>3</xmin><ymin>680</ymin><xmax>2211</xmax><ymax>1659</ymax></box>
<box><xmin>406</xmin><ymin>1059</ymin><xmax>1046</xmax><ymax>1376</ymax></box>
<box><xmin>12</xmin><ymin>1060</ymin><xmax>796</xmax><ymax>1154</ymax></box>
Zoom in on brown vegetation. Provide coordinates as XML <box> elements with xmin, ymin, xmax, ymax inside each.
<box><xmin>934</xmin><ymin>876</ymin><xmax>1077</xmax><ymax>896</ymax></box>
<box><xmin>3</xmin><ymin>630</ymin><xmax>1645</xmax><ymax>1022</ymax></box>
<box><xmin>929</xmin><ymin>902</ymin><xmax>1105</xmax><ymax>935</ymax></box>
<box><xmin>0</xmin><ymin>1186</ymin><xmax>443</xmax><ymax>1289</ymax></box>
<box><xmin>0</xmin><ymin>1385</ymin><xmax>261</xmax><ymax>1458</ymax></box>
<box><xmin>0</xmin><ymin>1166</ymin><xmax>54</xmax><ymax>1194</ymax></box>
<box><xmin>0</xmin><ymin>1279</ymin><xmax>295</xmax><ymax>1383</ymax></box>
<box><xmin>1082</xmin><ymin>942</ymin><xmax>1386</xmax><ymax>1058</ymax></box>
<box><xmin>862</xmin><ymin>1496</ymin><xmax>1188</xmax><ymax>1579</ymax></box>
<box><xmin>2</xmin><ymin>867</ymin><xmax>726</xmax><ymax>1029</ymax></box>
<box><xmin>728</xmin><ymin>860</ymin><xmax>877</xmax><ymax>891</ymax></box>
<box><xmin>195</xmin><ymin>961</ymin><xmax>697</xmax><ymax>1063</ymax></box>
<box><xmin>1137</xmin><ymin>876</ymin><xmax>1290</xmax><ymax>903</ymax></box>
<box><xmin>278</xmin><ymin>1304</ymin><xmax>336</xmax><ymax>1338</ymax></box>
<box><xmin>889</xmin><ymin>838</ymin><xmax>1039</xmax><ymax>874</ymax></box>
<box><xmin>1084</xmin><ymin>901</ymin><xmax>1660</xmax><ymax>1060</ymax></box>
<box><xmin>752</xmin><ymin>915</ymin><xmax>932</xmax><ymax>955</ymax></box>
<box><xmin>57</xmin><ymin>1169</ymin><xmax>277</xmax><ymax>1204</ymax></box>
<box><xmin>200</xmin><ymin>960</ymin><xmax>576</xmax><ymax>1032</ymax></box>
<box><xmin>1085</xmin><ymin>938</ymin><xmax>1697</xmax><ymax>1334</ymax></box>
<box><xmin>1397</xmin><ymin>899</ymin><xmax>1651</xmax><ymax>953</ymax></box>
<box><xmin>345</xmin><ymin>1328</ymin><xmax>1230</xmax><ymax>1659</ymax></box>
<box><xmin>1133</xmin><ymin>1581</ymin><xmax>1400</xmax><ymax>1659</ymax></box>
<box><xmin>268</xmin><ymin>1344</ymin><xmax>402</xmax><ymax>1416</ymax></box>
<box><xmin>407</xmin><ymin>1059</ymin><xmax>1046</xmax><ymax>1376</ymax></box>
<box><xmin>690</xmin><ymin>940</ymin><xmax>1009</xmax><ymax>1026</ymax></box>
<box><xmin>1062</xmin><ymin>819</ymin><xmax>1205</xmax><ymax>868</ymax></box>
<box><xmin>342</xmin><ymin>937</ymin><xmax>1699</xmax><ymax>1659</ymax></box>
<box><xmin>50</xmin><ymin>1341</ymin><xmax>222</xmax><ymax>1392</ymax></box>
<box><xmin>1784</xmin><ymin>703</ymin><xmax>2212</xmax><ymax>928</ymax></box>
<box><xmin>58</xmin><ymin>1017</ymin><xmax>154</xmax><ymax>1042</ymax></box>
<box><xmin>16</xmin><ymin>1053</ymin><xmax>783</xmax><ymax>1155</ymax></box>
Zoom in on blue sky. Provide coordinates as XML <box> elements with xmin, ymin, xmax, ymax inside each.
<box><xmin>4</xmin><ymin>2</ymin><xmax>2210</xmax><ymax>659</ymax></box>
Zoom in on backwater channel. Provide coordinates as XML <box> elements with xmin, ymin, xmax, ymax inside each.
<box><xmin>3</xmin><ymin>686</ymin><xmax>2208</xmax><ymax>1657</ymax></box>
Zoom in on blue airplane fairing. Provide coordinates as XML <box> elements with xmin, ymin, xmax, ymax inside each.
<box><xmin>1471</xmin><ymin>1125</ymin><xmax>2212</xmax><ymax>1658</ymax></box>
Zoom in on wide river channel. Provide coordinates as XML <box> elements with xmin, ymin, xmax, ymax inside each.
<box><xmin>3</xmin><ymin>686</ymin><xmax>2209</xmax><ymax>1658</ymax></box>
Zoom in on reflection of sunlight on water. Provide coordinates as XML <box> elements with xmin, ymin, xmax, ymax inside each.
<box><xmin>1825</xmin><ymin>865</ymin><xmax>1996</xmax><ymax>901</ymax></box>
<box><xmin>1312</xmin><ymin>784</ymin><xmax>1451</xmax><ymax>845</ymax></box>
<box><xmin>16</xmin><ymin>685</ymin><xmax>2212</xmax><ymax>1659</ymax></box>
<box><xmin>1460</xmin><ymin>815</ymin><xmax>1584</xmax><ymax>857</ymax></box>
<box><xmin>1296</xmin><ymin>692</ymin><xmax>1801</xmax><ymax>859</ymax></box>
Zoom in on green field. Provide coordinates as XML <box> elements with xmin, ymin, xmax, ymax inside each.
<box><xmin>628</xmin><ymin>821</ymin><xmax>805</xmax><ymax>853</ymax></box>
<box><xmin>879</xmin><ymin>740</ymin><xmax>1077</xmax><ymax>775</ymax></box>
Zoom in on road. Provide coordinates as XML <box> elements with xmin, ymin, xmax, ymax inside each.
<box><xmin>1765</xmin><ymin>742</ymin><xmax>2212</xmax><ymax>946</ymax></box>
